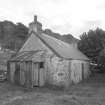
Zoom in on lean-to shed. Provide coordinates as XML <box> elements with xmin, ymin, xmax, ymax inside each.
<box><xmin>7</xmin><ymin>16</ymin><xmax>90</xmax><ymax>88</ymax></box>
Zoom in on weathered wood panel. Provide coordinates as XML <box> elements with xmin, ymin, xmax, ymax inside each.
<box><xmin>68</xmin><ymin>61</ymin><xmax>72</xmax><ymax>85</ymax></box>
<box><xmin>20</xmin><ymin>62</ymin><xmax>26</xmax><ymax>85</ymax></box>
<box><xmin>25</xmin><ymin>62</ymin><xmax>32</xmax><ymax>88</ymax></box>
<box><xmin>7</xmin><ymin>61</ymin><xmax>10</xmax><ymax>81</ymax></box>
<box><xmin>14</xmin><ymin>62</ymin><xmax>20</xmax><ymax>84</ymax></box>
<box><xmin>83</xmin><ymin>62</ymin><xmax>90</xmax><ymax>79</ymax></box>
<box><xmin>32</xmin><ymin>63</ymin><xmax>39</xmax><ymax>86</ymax></box>
<box><xmin>82</xmin><ymin>63</ymin><xmax>84</xmax><ymax>79</ymax></box>
<box><xmin>71</xmin><ymin>60</ymin><xmax>82</xmax><ymax>84</ymax></box>
<box><xmin>39</xmin><ymin>68</ymin><xmax>45</xmax><ymax>86</ymax></box>
<box><xmin>10</xmin><ymin>62</ymin><xmax>15</xmax><ymax>83</ymax></box>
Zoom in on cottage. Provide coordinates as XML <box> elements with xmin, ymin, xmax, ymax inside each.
<box><xmin>7</xmin><ymin>16</ymin><xmax>90</xmax><ymax>88</ymax></box>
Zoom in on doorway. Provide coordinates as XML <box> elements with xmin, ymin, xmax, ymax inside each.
<box><xmin>32</xmin><ymin>62</ymin><xmax>45</xmax><ymax>87</ymax></box>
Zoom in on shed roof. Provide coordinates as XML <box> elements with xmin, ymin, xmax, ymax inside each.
<box><xmin>10</xmin><ymin>50</ymin><xmax>45</xmax><ymax>62</ymax></box>
<box><xmin>10</xmin><ymin>51</ymin><xmax>35</xmax><ymax>61</ymax></box>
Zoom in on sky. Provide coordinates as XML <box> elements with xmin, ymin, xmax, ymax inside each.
<box><xmin>0</xmin><ymin>0</ymin><xmax>105</xmax><ymax>38</ymax></box>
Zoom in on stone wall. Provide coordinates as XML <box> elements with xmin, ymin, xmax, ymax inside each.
<box><xmin>44</xmin><ymin>53</ymin><xmax>90</xmax><ymax>87</ymax></box>
<box><xmin>45</xmin><ymin>54</ymin><xmax>70</xmax><ymax>87</ymax></box>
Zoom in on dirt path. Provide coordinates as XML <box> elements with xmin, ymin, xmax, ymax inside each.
<box><xmin>1</xmin><ymin>73</ymin><xmax>105</xmax><ymax>105</ymax></box>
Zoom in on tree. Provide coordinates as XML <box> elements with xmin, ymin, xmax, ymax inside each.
<box><xmin>15</xmin><ymin>23</ymin><xmax>28</xmax><ymax>40</ymax></box>
<box><xmin>0</xmin><ymin>21</ymin><xmax>28</xmax><ymax>50</ymax></box>
<box><xmin>78</xmin><ymin>28</ymin><xmax>105</xmax><ymax>63</ymax></box>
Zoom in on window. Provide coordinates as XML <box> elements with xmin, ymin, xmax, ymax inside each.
<box><xmin>39</xmin><ymin>62</ymin><xmax>44</xmax><ymax>68</ymax></box>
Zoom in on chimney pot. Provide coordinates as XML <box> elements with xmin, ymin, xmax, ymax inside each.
<box><xmin>34</xmin><ymin>15</ymin><xmax>37</xmax><ymax>23</ymax></box>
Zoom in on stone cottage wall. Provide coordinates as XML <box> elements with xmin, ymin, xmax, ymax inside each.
<box><xmin>44</xmin><ymin>54</ymin><xmax>71</xmax><ymax>87</ymax></box>
<box><xmin>44</xmin><ymin>53</ymin><xmax>90</xmax><ymax>87</ymax></box>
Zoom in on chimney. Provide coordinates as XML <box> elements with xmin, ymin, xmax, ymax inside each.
<box><xmin>29</xmin><ymin>15</ymin><xmax>42</xmax><ymax>34</ymax></box>
<box><xmin>34</xmin><ymin>15</ymin><xmax>37</xmax><ymax>23</ymax></box>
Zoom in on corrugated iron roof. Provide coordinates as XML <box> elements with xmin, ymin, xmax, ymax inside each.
<box><xmin>10</xmin><ymin>50</ymin><xmax>45</xmax><ymax>62</ymax></box>
<box><xmin>10</xmin><ymin>51</ymin><xmax>34</xmax><ymax>61</ymax></box>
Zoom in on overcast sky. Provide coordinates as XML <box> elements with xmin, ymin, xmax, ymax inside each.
<box><xmin>0</xmin><ymin>0</ymin><xmax>105</xmax><ymax>38</ymax></box>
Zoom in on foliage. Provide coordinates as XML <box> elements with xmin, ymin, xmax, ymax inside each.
<box><xmin>78</xmin><ymin>28</ymin><xmax>105</xmax><ymax>72</ymax></box>
<box><xmin>43</xmin><ymin>29</ymin><xmax>79</xmax><ymax>44</ymax></box>
<box><xmin>0</xmin><ymin>21</ymin><xmax>28</xmax><ymax>50</ymax></box>
<box><xmin>78</xmin><ymin>28</ymin><xmax>105</xmax><ymax>62</ymax></box>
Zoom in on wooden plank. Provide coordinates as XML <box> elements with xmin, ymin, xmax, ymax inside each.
<box><xmin>82</xmin><ymin>63</ymin><xmax>84</xmax><ymax>80</ymax></box>
<box><xmin>10</xmin><ymin>62</ymin><xmax>15</xmax><ymax>83</ymax></box>
<box><xmin>39</xmin><ymin>68</ymin><xmax>45</xmax><ymax>86</ymax></box>
<box><xmin>14</xmin><ymin>62</ymin><xmax>20</xmax><ymax>85</ymax></box>
<box><xmin>31</xmin><ymin>62</ymin><xmax>34</xmax><ymax>87</ymax></box>
<box><xmin>24</xmin><ymin>62</ymin><xmax>27</xmax><ymax>87</ymax></box>
<box><xmin>20</xmin><ymin>62</ymin><xmax>25</xmax><ymax>85</ymax></box>
<box><xmin>71</xmin><ymin>61</ymin><xmax>82</xmax><ymax>84</ymax></box>
<box><xmin>32</xmin><ymin>63</ymin><xmax>39</xmax><ymax>86</ymax></box>
<box><xmin>68</xmin><ymin>61</ymin><xmax>72</xmax><ymax>85</ymax></box>
<box><xmin>7</xmin><ymin>61</ymin><xmax>10</xmax><ymax>81</ymax></box>
<box><xmin>78</xmin><ymin>62</ymin><xmax>82</xmax><ymax>82</ymax></box>
<box><xmin>29</xmin><ymin>62</ymin><xmax>33</xmax><ymax>88</ymax></box>
<box><xmin>83</xmin><ymin>62</ymin><xmax>90</xmax><ymax>79</ymax></box>
<box><xmin>25</xmin><ymin>62</ymin><xmax>33</xmax><ymax>88</ymax></box>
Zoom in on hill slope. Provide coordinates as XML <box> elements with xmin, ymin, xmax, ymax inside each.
<box><xmin>0</xmin><ymin>21</ymin><xmax>78</xmax><ymax>51</ymax></box>
<box><xmin>43</xmin><ymin>29</ymin><xmax>79</xmax><ymax>44</ymax></box>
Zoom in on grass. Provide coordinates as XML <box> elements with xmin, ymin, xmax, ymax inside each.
<box><xmin>1</xmin><ymin>73</ymin><xmax>105</xmax><ymax>105</ymax></box>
